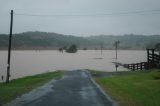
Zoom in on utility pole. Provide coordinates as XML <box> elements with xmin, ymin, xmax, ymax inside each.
<box><xmin>115</xmin><ymin>64</ymin><xmax>119</xmax><ymax>72</ymax></box>
<box><xmin>115</xmin><ymin>42</ymin><xmax>117</xmax><ymax>59</ymax></box>
<box><xmin>6</xmin><ymin>10</ymin><xmax>13</xmax><ymax>83</ymax></box>
<box><xmin>115</xmin><ymin>41</ymin><xmax>120</xmax><ymax>59</ymax></box>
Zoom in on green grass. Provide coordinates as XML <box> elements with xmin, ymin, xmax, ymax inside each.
<box><xmin>94</xmin><ymin>69</ymin><xmax>160</xmax><ymax>106</ymax></box>
<box><xmin>0</xmin><ymin>71</ymin><xmax>64</xmax><ymax>105</ymax></box>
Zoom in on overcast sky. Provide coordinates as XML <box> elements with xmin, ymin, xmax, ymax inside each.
<box><xmin>0</xmin><ymin>0</ymin><xmax>160</xmax><ymax>36</ymax></box>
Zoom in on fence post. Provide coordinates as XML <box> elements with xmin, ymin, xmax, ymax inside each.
<box><xmin>147</xmin><ymin>49</ymin><xmax>149</xmax><ymax>63</ymax></box>
<box><xmin>152</xmin><ymin>49</ymin><xmax>155</xmax><ymax>64</ymax></box>
<box><xmin>140</xmin><ymin>62</ymin><xmax>143</xmax><ymax>70</ymax></box>
<box><xmin>133</xmin><ymin>64</ymin><xmax>135</xmax><ymax>71</ymax></box>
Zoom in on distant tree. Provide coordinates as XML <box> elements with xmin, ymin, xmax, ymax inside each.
<box><xmin>155</xmin><ymin>43</ymin><xmax>160</xmax><ymax>49</ymax></box>
<box><xmin>1</xmin><ymin>31</ymin><xmax>160</xmax><ymax>50</ymax></box>
<box><xmin>58</xmin><ymin>48</ymin><xmax>63</xmax><ymax>53</ymax></box>
<box><xmin>83</xmin><ymin>48</ymin><xmax>87</xmax><ymax>50</ymax></box>
<box><xmin>155</xmin><ymin>43</ymin><xmax>160</xmax><ymax>54</ymax></box>
<box><xmin>66</xmin><ymin>44</ymin><xmax>77</xmax><ymax>53</ymax></box>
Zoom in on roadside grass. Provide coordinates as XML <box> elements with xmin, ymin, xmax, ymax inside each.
<box><xmin>91</xmin><ymin>69</ymin><xmax>160</xmax><ymax>106</ymax></box>
<box><xmin>0</xmin><ymin>71</ymin><xmax>64</xmax><ymax>105</ymax></box>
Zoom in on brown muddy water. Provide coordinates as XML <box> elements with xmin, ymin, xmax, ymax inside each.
<box><xmin>0</xmin><ymin>50</ymin><xmax>146</xmax><ymax>82</ymax></box>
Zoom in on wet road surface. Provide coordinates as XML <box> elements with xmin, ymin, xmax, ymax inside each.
<box><xmin>5</xmin><ymin>70</ymin><xmax>117</xmax><ymax>106</ymax></box>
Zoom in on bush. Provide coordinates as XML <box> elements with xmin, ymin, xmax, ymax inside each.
<box><xmin>66</xmin><ymin>44</ymin><xmax>77</xmax><ymax>53</ymax></box>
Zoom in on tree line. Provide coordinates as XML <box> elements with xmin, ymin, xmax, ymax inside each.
<box><xmin>0</xmin><ymin>31</ymin><xmax>160</xmax><ymax>50</ymax></box>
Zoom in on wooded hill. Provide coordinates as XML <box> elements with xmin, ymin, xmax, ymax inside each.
<box><xmin>0</xmin><ymin>31</ymin><xmax>160</xmax><ymax>50</ymax></box>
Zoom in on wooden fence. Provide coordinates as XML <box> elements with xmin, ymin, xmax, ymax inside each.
<box><xmin>123</xmin><ymin>62</ymin><xmax>148</xmax><ymax>71</ymax></box>
<box><xmin>147</xmin><ymin>49</ymin><xmax>160</xmax><ymax>69</ymax></box>
<box><xmin>122</xmin><ymin>49</ymin><xmax>160</xmax><ymax>71</ymax></box>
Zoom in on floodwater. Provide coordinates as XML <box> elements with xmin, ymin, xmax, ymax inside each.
<box><xmin>0</xmin><ymin>50</ymin><xmax>147</xmax><ymax>82</ymax></box>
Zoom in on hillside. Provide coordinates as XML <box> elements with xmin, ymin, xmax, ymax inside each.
<box><xmin>0</xmin><ymin>31</ymin><xmax>160</xmax><ymax>50</ymax></box>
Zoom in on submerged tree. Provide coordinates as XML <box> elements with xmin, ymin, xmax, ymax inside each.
<box><xmin>58</xmin><ymin>48</ymin><xmax>63</xmax><ymax>53</ymax></box>
<box><xmin>83</xmin><ymin>47</ymin><xmax>87</xmax><ymax>50</ymax></box>
<box><xmin>66</xmin><ymin>44</ymin><xmax>77</xmax><ymax>53</ymax></box>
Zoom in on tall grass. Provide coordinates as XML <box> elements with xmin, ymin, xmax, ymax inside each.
<box><xmin>0</xmin><ymin>71</ymin><xmax>64</xmax><ymax>105</ymax></box>
<box><xmin>95</xmin><ymin>70</ymin><xmax>160</xmax><ymax>106</ymax></box>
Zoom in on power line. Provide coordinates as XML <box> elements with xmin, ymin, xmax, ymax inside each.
<box><xmin>0</xmin><ymin>14</ymin><xmax>9</xmax><ymax>16</ymax></box>
<box><xmin>14</xmin><ymin>9</ymin><xmax>160</xmax><ymax>17</ymax></box>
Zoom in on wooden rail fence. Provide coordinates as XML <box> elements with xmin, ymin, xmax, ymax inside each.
<box><xmin>123</xmin><ymin>62</ymin><xmax>148</xmax><ymax>71</ymax></box>
<box><xmin>115</xmin><ymin>49</ymin><xmax>160</xmax><ymax>71</ymax></box>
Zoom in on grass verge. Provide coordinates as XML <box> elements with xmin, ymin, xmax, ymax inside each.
<box><xmin>0</xmin><ymin>71</ymin><xmax>64</xmax><ymax>105</ymax></box>
<box><xmin>91</xmin><ymin>69</ymin><xmax>160</xmax><ymax>106</ymax></box>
